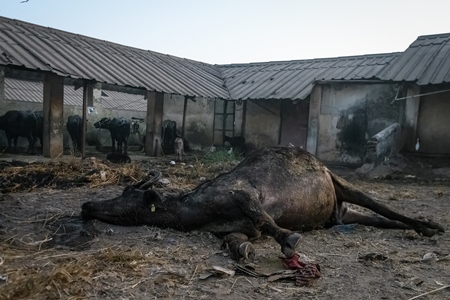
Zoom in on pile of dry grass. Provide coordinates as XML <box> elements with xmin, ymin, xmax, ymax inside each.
<box><xmin>0</xmin><ymin>156</ymin><xmax>240</xmax><ymax>193</ymax></box>
<box><xmin>0</xmin><ymin>244</ymin><xmax>184</xmax><ymax>299</ymax></box>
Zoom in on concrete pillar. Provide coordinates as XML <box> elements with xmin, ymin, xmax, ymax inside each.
<box><xmin>0</xmin><ymin>67</ymin><xmax>5</xmax><ymax>104</ymax></box>
<box><xmin>403</xmin><ymin>85</ymin><xmax>420</xmax><ymax>152</ymax></box>
<box><xmin>43</xmin><ymin>74</ymin><xmax>64</xmax><ymax>158</ymax></box>
<box><xmin>306</xmin><ymin>85</ymin><xmax>322</xmax><ymax>155</ymax></box>
<box><xmin>234</xmin><ymin>100</ymin><xmax>245</xmax><ymax>136</ymax></box>
<box><xmin>145</xmin><ymin>91</ymin><xmax>164</xmax><ymax>156</ymax></box>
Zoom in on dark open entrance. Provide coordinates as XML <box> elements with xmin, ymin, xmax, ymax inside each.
<box><xmin>279</xmin><ymin>100</ymin><xmax>309</xmax><ymax>149</ymax></box>
<box><xmin>213</xmin><ymin>99</ymin><xmax>235</xmax><ymax>145</ymax></box>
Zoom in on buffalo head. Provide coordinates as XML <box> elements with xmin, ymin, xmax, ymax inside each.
<box><xmin>81</xmin><ymin>170</ymin><xmax>164</xmax><ymax>225</ymax></box>
<box><xmin>94</xmin><ymin>117</ymin><xmax>111</xmax><ymax>130</ymax></box>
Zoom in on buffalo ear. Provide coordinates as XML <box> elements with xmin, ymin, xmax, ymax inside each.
<box><xmin>143</xmin><ymin>190</ymin><xmax>163</xmax><ymax>205</ymax></box>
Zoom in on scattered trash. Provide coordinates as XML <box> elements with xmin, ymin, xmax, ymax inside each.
<box><xmin>100</xmin><ymin>171</ymin><xmax>107</xmax><ymax>181</ymax></box>
<box><xmin>421</xmin><ymin>252</ymin><xmax>437</xmax><ymax>264</ymax></box>
<box><xmin>158</xmin><ymin>178</ymin><xmax>171</xmax><ymax>185</ymax></box>
<box><xmin>0</xmin><ymin>274</ymin><xmax>7</xmax><ymax>284</ymax></box>
<box><xmin>358</xmin><ymin>253</ymin><xmax>388</xmax><ymax>261</ymax></box>
<box><xmin>199</xmin><ymin>266</ymin><xmax>236</xmax><ymax>280</ymax></box>
<box><xmin>199</xmin><ymin>177</ymin><xmax>207</xmax><ymax>181</ymax></box>
<box><xmin>405</xmin><ymin>175</ymin><xmax>416</xmax><ymax>179</ymax></box>
<box><xmin>332</xmin><ymin>224</ymin><xmax>357</xmax><ymax>234</ymax></box>
<box><xmin>280</xmin><ymin>253</ymin><xmax>321</xmax><ymax>287</ymax></box>
<box><xmin>170</xmin><ymin>161</ymin><xmax>176</xmax><ymax>165</ymax></box>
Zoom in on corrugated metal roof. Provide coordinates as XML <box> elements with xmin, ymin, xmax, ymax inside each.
<box><xmin>218</xmin><ymin>53</ymin><xmax>399</xmax><ymax>100</ymax></box>
<box><xmin>101</xmin><ymin>90</ymin><xmax>147</xmax><ymax>111</ymax></box>
<box><xmin>5</xmin><ymin>78</ymin><xmax>146</xmax><ymax>111</ymax></box>
<box><xmin>5</xmin><ymin>78</ymin><xmax>83</xmax><ymax>106</ymax></box>
<box><xmin>380</xmin><ymin>33</ymin><xmax>450</xmax><ymax>85</ymax></box>
<box><xmin>0</xmin><ymin>16</ymin><xmax>229</xmax><ymax>99</ymax></box>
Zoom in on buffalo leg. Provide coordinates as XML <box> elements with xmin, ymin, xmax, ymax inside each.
<box><xmin>111</xmin><ymin>135</ymin><xmax>116</xmax><ymax>152</ymax></box>
<box><xmin>230</xmin><ymin>190</ymin><xmax>302</xmax><ymax>258</ymax></box>
<box><xmin>332</xmin><ymin>174</ymin><xmax>444</xmax><ymax>237</ymax></box>
<box><xmin>13</xmin><ymin>136</ymin><xmax>19</xmax><ymax>153</ymax></box>
<box><xmin>341</xmin><ymin>207</ymin><xmax>410</xmax><ymax>229</ymax></box>
<box><xmin>123</xmin><ymin>138</ymin><xmax>128</xmax><ymax>155</ymax></box>
<box><xmin>222</xmin><ymin>233</ymin><xmax>255</xmax><ymax>262</ymax></box>
<box><xmin>26</xmin><ymin>134</ymin><xmax>35</xmax><ymax>154</ymax></box>
<box><xmin>5</xmin><ymin>133</ymin><xmax>13</xmax><ymax>153</ymax></box>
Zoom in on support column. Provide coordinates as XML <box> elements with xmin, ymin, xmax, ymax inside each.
<box><xmin>0</xmin><ymin>67</ymin><xmax>5</xmax><ymax>104</ymax></box>
<box><xmin>403</xmin><ymin>85</ymin><xmax>421</xmax><ymax>152</ymax></box>
<box><xmin>43</xmin><ymin>74</ymin><xmax>64</xmax><ymax>158</ymax></box>
<box><xmin>81</xmin><ymin>82</ymin><xmax>94</xmax><ymax>158</ymax></box>
<box><xmin>145</xmin><ymin>91</ymin><xmax>164</xmax><ymax>156</ymax></box>
<box><xmin>306</xmin><ymin>85</ymin><xmax>322</xmax><ymax>155</ymax></box>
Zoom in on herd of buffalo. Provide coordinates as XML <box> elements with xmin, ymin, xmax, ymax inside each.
<box><xmin>0</xmin><ymin>110</ymin><xmax>210</xmax><ymax>158</ymax></box>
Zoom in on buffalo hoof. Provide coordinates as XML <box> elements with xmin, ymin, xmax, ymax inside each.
<box><xmin>415</xmin><ymin>221</ymin><xmax>445</xmax><ymax>237</ymax></box>
<box><xmin>427</xmin><ymin>221</ymin><xmax>445</xmax><ymax>233</ymax></box>
<box><xmin>417</xmin><ymin>228</ymin><xmax>439</xmax><ymax>237</ymax></box>
<box><xmin>238</xmin><ymin>241</ymin><xmax>255</xmax><ymax>263</ymax></box>
<box><xmin>282</xmin><ymin>232</ymin><xmax>302</xmax><ymax>258</ymax></box>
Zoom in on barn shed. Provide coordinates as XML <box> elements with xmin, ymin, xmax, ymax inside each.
<box><xmin>1</xmin><ymin>15</ymin><xmax>449</xmax><ymax>164</ymax></box>
<box><xmin>380</xmin><ymin>32</ymin><xmax>450</xmax><ymax>156</ymax></box>
<box><xmin>218</xmin><ymin>53</ymin><xmax>402</xmax><ymax>164</ymax></box>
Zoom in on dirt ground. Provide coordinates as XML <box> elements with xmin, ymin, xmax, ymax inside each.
<box><xmin>0</xmin><ymin>151</ymin><xmax>450</xmax><ymax>300</ymax></box>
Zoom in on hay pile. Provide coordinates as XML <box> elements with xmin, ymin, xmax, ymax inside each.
<box><xmin>0</xmin><ymin>243</ymin><xmax>192</xmax><ymax>299</ymax></box>
<box><xmin>0</xmin><ymin>156</ymin><xmax>240</xmax><ymax>193</ymax></box>
<box><xmin>0</xmin><ymin>158</ymin><xmax>151</xmax><ymax>192</ymax></box>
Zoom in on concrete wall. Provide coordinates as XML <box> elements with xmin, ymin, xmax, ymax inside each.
<box><xmin>315</xmin><ymin>83</ymin><xmax>402</xmax><ymax>165</ymax></box>
<box><xmin>416</xmin><ymin>85</ymin><xmax>450</xmax><ymax>154</ymax></box>
<box><xmin>244</xmin><ymin>99</ymin><xmax>281</xmax><ymax>148</ymax></box>
<box><xmin>162</xmin><ymin>94</ymin><xmax>216</xmax><ymax>151</ymax></box>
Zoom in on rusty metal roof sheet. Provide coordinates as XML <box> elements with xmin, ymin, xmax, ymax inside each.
<box><xmin>380</xmin><ymin>33</ymin><xmax>450</xmax><ymax>85</ymax></box>
<box><xmin>218</xmin><ymin>53</ymin><xmax>399</xmax><ymax>100</ymax></box>
<box><xmin>0</xmin><ymin>16</ymin><xmax>229</xmax><ymax>99</ymax></box>
<box><xmin>5</xmin><ymin>78</ymin><xmax>146</xmax><ymax>111</ymax></box>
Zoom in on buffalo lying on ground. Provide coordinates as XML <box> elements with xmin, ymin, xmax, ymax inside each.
<box><xmin>81</xmin><ymin>147</ymin><xmax>444</xmax><ymax>261</ymax></box>
<box><xmin>94</xmin><ymin>117</ymin><xmax>130</xmax><ymax>154</ymax></box>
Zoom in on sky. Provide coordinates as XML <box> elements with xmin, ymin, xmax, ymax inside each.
<box><xmin>2</xmin><ymin>0</ymin><xmax>450</xmax><ymax>65</ymax></box>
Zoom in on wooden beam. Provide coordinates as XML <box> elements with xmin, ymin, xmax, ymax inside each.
<box><xmin>100</xmin><ymin>82</ymin><xmax>148</xmax><ymax>96</ymax></box>
<box><xmin>181</xmin><ymin>96</ymin><xmax>188</xmax><ymax>137</ymax></box>
<box><xmin>43</xmin><ymin>74</ymin><xmax>64</xmax><ymax>158</ymax></box>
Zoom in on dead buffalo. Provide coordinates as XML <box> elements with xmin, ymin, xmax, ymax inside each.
<box><xmin>81</xmin><ymin>147</ymin><xmax>444</xmax><ymax>261</ymax></box>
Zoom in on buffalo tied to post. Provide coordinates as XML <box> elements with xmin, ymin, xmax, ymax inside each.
<box><xmin>81</xmin><ymin>147</ymin><xmax>444</xmax><ymax>262</ymax></box>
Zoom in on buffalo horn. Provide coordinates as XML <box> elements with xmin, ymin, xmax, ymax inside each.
<box><xmin>140</xmin><ymin>170</ymin><xmax>162</xmax><ymax>190</ymax></box>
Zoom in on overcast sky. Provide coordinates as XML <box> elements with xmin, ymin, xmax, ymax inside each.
<box><xmin>3</xmin><ymin>0</ymin><xmax>450</xmax><ymax>64</ymax></box>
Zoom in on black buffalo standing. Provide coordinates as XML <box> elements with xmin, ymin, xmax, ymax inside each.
<box><xmin>0</xmin><ymin>110</ymin><xmax>43</xmax><ymax>154</ymax></box>
<box><xmin>94</xmin><ymin>117</ymin><xmax>131</xmax><ymax>154</ymax></box>
<box><xmin>224</xmin><ymin>135</ymin><xmax>246</xmax><ymax>156</ymax></box>
<box><xmin>131</xmin><ymin>117</ymin><xmax>146</xmax><ymax>152</ymax></box>
<box><xmin>66</xmin><ymin>115</ymin><xmax>84</xmax><ymax>152</ymax></box>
